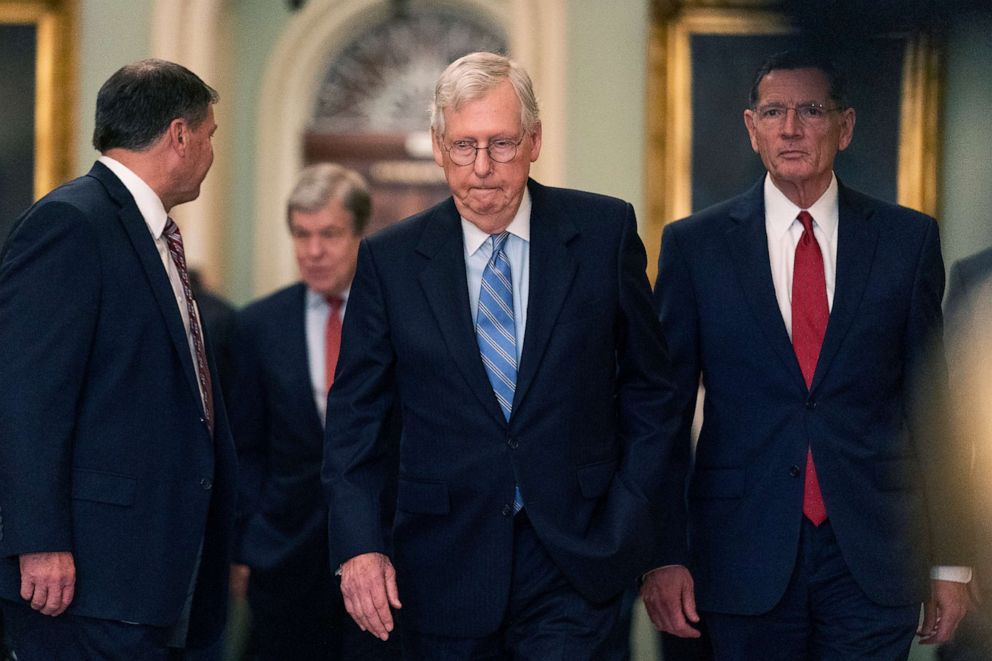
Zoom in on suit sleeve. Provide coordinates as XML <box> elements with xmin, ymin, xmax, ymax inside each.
<box><xmin>904</xmin><ymin>220</ymin><xmax>974</xmax><ymax>567</ymax></box>
<box><xmin>650</xmin><ymin>224</ymin><xmax>701</xmax><ymax>567</ymax></box>
<box><xmin>613</xmin><ymin>207</ymin><xmax>689</xmax><ymax>567</ymax></box>
<box><xmin>0</xmin><ymin>202</ymin><xmax>101</xmax><ymax>556</ymax></box>
<box><xmin>228</xmin><ymin>312</ymin><xmax>269</xmax><ymax>563</ymax></box>
<box><xmin>322</xmin><ymin>240</ymin><xmax>397</xmax><ymax>567</ymax></box>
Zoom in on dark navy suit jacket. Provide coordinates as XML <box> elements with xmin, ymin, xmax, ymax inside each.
<box><xmin>323</xmin><ymin>179</ymin><xmax>681</xmax><ymax>637</ymax></box>
<box><xmin>231</xmin><ymin>283</ymin><xmax>335</xmax><ymax>574</ymax></box>
<box><xmin>0</xmin><ymin>162</ymin><xmax>237</xmax><ymax>647</ymax></box>
<box><xmin>654</xmin><ymin>178</ymin><xmax>971</xmax><ymax>615</ymax></box>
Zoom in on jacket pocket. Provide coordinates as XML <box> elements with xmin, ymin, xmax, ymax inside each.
<box><xmin>689</xmin><ymin>468</ymin><xmax>745</xmax><ymax>499</ymax></box>
<box><xmin>396</xmin><ymin>479</ymin><xmax>449</xmax><ymax>515</ymax></box>
<box><xmin>576</xmin><ymin>459</ymin><xmax>617</xmax><ymax>498</ymax></box>
<box><xmin>72</xmin><ymin>468</ymin><xmax>137</xmax><ymax>506</ymax></box>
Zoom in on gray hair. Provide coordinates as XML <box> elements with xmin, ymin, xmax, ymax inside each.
<box><xmin>430</xmin><ymin>52</ymin><xmax>540</xmax><ymax>138</ymax></box>
<box><xmin>286</xmin><ymin>163</ymin><xmax>371</xmax><ymax>235</ymax></box>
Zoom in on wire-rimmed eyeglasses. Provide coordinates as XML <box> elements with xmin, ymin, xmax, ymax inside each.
<box><xmin>441</xmin><ymin>136</ymin><xmax>524</xmax><ymax>166</ymax></box>
<box><xmin>752</xmin><ymin>103</ymin><xmax>844</xmax><ymax>127</ymax></box>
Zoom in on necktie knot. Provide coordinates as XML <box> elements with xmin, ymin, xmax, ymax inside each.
<box><xmin>325</xmin><ymin>296</ymin><xmax>343</xmax><ymax>314</ymax></box>
<box><xmin>797</xmin><ymin>210</ymin><xmax>815</xmax><ymax>235</ymax></box>
<box><xmin>491</xmin><ymin>232</ymin><xmax>510</xmax><ymax>255</ymax></box>
<box><xmin>164</xmin><ymin>217</ymin><xmax>180</xmax><ymax>241</ymax></box>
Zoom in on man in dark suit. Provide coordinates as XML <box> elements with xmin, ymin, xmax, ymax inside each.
<box><xmin>939</xmin><ymin>248</ymin><xmax>992</xmax><ymax>661</ymax></box>
<box><xmin>322</xmin><ymin>51</ymin><xmax>680</xmax><ymax>659</ymax></box>
<box><xmin>0</xmin><ymin>59</ymin><xmax>237</xmax><ymax>660</ymax></box>
<box><xmin>644</xmin><ymin>49</ymin><xmax>972</xmax><ymax>659</ymax></box>
<box><xmin>230</xmin><ymin>163</ymin><xmax>399</xmax><ymax>660</ymax></box>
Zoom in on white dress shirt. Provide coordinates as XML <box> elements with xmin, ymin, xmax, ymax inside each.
<box><xmin>762</xmin><ymin>172</ymin><xmax>970</xmax><ymax>584</ymax></box>
<box><xmin>306</xmin><ymin>287</ymin><xmax>348</xmax><ymax>424</ymax></box>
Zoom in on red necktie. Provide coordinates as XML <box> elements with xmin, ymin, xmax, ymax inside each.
<box><xmin>163</xmin><ymin>218</ymin><xmax>214</xmax><ymax>436</ymax></box>
<box><xmin>792</xmin><ymin>210</ymin><xmax>828</xmax><ymax>526</ymax></box>
<box><xmin>325</xmin><ymin>297</ymin><xmax>343</xmax><ymax>393</ymax></box>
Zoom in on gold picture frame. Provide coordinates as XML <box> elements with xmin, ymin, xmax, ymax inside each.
<box><xmin>645</xmin><ymin>2</ymin><xmax>941</xmax><ymax>280</ymax></box>
<box><xmin>0</xmin><ymin>0</ymin><xmax>76</xmax><ymax>200</ymax></box>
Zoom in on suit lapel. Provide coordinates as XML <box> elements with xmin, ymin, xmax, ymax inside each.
<box><xmin>724</xmin><ymin>182</ymin><xmax>807</xmax><ymax>390</ymax></box>
<box><xmin>514</xmin><ymin>181</ymin><xmax>578</xmax><ymax>410</ymax></box>
<box><xmin>809</xmin><ymin>184</ymin><xmax>878</xmax><ymax>391</ymax></box>
<box><xmin>90</xmin><ymin>162</ymin><xmax>205</xmax><ymax>419</ymax></box>
<box><xmin>417</xmin><ymin>200</ymin><xmax>507</xmax><ymax>425</ymax></box>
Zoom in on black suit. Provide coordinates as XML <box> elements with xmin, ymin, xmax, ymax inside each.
<box><xmin>231</xmin><ymin>283</ymin><xmax>399</xmax><ymax>660</ymax></box>
<box><xmin>324</xmin><ymin>179</ymin><xmax>680</xmax><ymax>648</ymax></box>
<box><xmin>0</xmin><ymin>162</ymin><xmax>237</xmax><ymax>654</ymax></box>
<box><xmin>655</xmin><ymin>178</ymin><xmax>970</xmax><ymax>657</ymax></box>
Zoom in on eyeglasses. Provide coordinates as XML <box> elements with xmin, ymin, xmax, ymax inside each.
<box><xmin>752</xmin><ymin>103</ymin><xmax>843</xmax><ymax>127</ymax></box>
<box><xmin>442</xmin><ymin>136</ymin><xmax>524</xmax><ymax>166</ymax></box>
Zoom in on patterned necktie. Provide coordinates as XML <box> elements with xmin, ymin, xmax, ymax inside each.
<box><xmin>476</xmin><ymin>233</ymin><xmax>523</xmax><ymax>512</ymax></box>
<box><xmin>792</xmin><ymin>210</ymin><xmax>828</xmax><ymax>525</ymax></box>
<box><xmin>164</xmin><ymin>218</ymin><xmax>215</xmax><ymax>436</ymax></box>
<box><xmin>325</xmin><ymin>296</ymin><xmax>343</xmax><ymax>393</ymax></box>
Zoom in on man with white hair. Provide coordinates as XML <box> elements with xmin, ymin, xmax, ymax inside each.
<box><xmin>322</xmin><ymin>51</ymin><xmax>681</xmax><ymax>658</ymax></box>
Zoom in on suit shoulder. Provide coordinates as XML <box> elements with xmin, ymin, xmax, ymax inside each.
<box><xmin>665</xmin><ymin>194</ymin><xmax>744</xmax><ymax>241</ymax></box>
<box><xmin>532</xmin><ymin>182</ymin><xmax>632</xmax><ymax>216</ymax></box>
<box><xmin>239</xmin><ymin>283</ymin><xmax>305</xmax><ymax>327</ymax></box>
<box><xmin>367</xmin><ymin>198</ymin><xmax>451</xmax><ymax>248</ymax></box>
<box><xmin>842</xmin><ymin>187</ymin><xmax>935</xmax><ymax>229</ymax></box>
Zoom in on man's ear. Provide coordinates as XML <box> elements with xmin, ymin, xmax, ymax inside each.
<box><xmin>168</xmin><ymin>118</ymin><xmax>188</xmax><ymax>154</ymax></box>
<box><xmin>431</xmin><ymin>129</ymin><xmax>445</xmax><ymax>168</ymax></box>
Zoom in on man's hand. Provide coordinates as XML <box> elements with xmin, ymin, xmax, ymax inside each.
<box><xmin>918</xmin><ymin>579</ymin><xmax>971</xmax><ymax>644</ymax></box>
<box><xmin>641</xmin><ymin>565</ymin><xmax>700</xmax><ymax>638</ymax></box>
<box><xmin>230</xmin><ymin>563</ymin><xmax>250</xmax><ymax>601</ymax></box>
<box><xmin>339</xmin><ymin>552</ymin><xmax>401</xmax><ymax>641</ymax></box>
<box><xmin>19</xmin><ymin>551</ymin><xmax>76</xmax><ymax>616</ymax></box>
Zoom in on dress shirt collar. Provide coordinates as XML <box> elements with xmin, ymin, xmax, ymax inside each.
<box><xmin>98</xmin><ymin>155</ymin><xmax>169</xmax><ymax>238</ymax></box>
<box><xmin>305</xmin><ymin>286</ymin><xmax>350</xmax><ymax>310</ymax></box>
<box><xmin>763</xmin><ymin>172</ymin><xmax>839</xmax><ymax>238</ymax></box>
<box><xmin>462</xmin><ymin>189</ymin><xmax>532</xmax><ymax>256</ymax></box>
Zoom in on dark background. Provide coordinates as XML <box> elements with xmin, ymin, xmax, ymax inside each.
<box><xmin>0</xmin><ymin>24</ymin><xmax>37</xmax><ymax>249</ymax></box>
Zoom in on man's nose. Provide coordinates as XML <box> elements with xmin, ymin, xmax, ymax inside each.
<box><xmin>305</xmin><ymin>237</ymin><xmax>324</xmax><ymax>256</ymax></box>
<box><xmin>780</xmin><ymin>108</ymin><xmax>803</xmax><ymax>135</ymax></box>
<box><xmin>473</xmin><ymin>146</ymin><xmax>493</xmax><ymax>176</ymax></box>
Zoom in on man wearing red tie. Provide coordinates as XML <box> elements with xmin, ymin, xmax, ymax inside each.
<box><xmin>644</xmin><ymin>50</ymin><xmax>973</xmax><ymax>659</ymax></box>
<box><xmin>228</xmin><ymin>163</ymin><xmax>399</xmax><ymax>660</ymax></box>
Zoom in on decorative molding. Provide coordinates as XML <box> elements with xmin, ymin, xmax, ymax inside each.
<box><xmin>252</xmin><ymin>0</ymin><xmax>567</xmax><ymax>296</ymax></box>
<box><xmin>0</xmin><ymin>0</ymin><xmax>77</xmax><ymax>199</ymax></box>
<box><xmin>150</xmin><ymin>0</ymin><xmax>226</xmax><ymax>287</ymax></box>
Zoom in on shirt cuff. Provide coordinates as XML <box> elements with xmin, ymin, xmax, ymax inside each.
<box><xmin>931</xmin><ymin>565</ymin><xmax>972</xmax><ymax>583</ymax></box>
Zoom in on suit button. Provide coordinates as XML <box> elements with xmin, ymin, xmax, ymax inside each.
<box><xmin>506</xmin><ymin>437</ymin><xmax>519</xmax><ymax>450</ymax></box>
<box><xmin>789</xmin><ymin>465</ymin><xmax>801</xmax><ymax>477</ymax></box>
<box><xmin>805</xmin><ymin>399</ymin><xmax>816</xmax><ymax>410</ymax></box>
<box><xmin>199</xmin><ymin>478</ymin><xmax>213</xmax><ymax>490</ymax></box>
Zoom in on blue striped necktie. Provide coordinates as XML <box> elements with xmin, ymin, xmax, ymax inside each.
<box><xmin>476</xmin><ymin>232</ymin><xmax>523</xmax><ymax>512</ymax></box>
